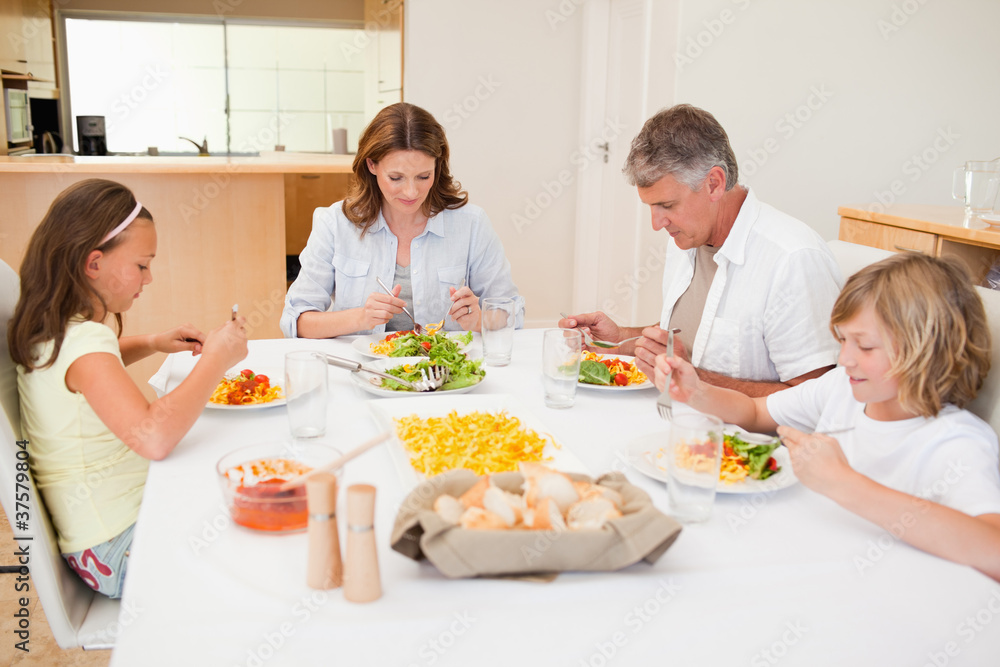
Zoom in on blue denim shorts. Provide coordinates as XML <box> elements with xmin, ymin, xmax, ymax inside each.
<box><xmin>62</xmin><ymin>523</ymin><xmax>135</xmax><ymax>599</ymax></box>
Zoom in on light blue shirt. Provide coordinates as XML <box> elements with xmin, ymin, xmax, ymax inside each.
<box><xmin>280</xmin><ymin>201</ymin><xmax>525</xmax><ymax>337</ymax></box>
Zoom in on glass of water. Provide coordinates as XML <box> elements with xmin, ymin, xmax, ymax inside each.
<box><xmin>284</xmin><ymin>351</ymin><xmax>328</xmax><ymax>439</ymax></box>
<box><xmin>666</xmin><ymin>412</ymin><xmax>723</xmax><ymax>523</ymax></box>
<box><xmin>542</xmin><ymin>328</ymin><xmax>582</xmax><ymax>409</ymax></box>
<box><xmin>481</xmin><ymin>297</ymin><xmax>516</xmax><ymax>366</ymax></box>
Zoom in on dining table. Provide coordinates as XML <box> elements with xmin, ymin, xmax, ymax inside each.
<box><xmin>109</xmin><ymin>330</ymin><xmax>1000</xmax><ymax>667</ymax></box>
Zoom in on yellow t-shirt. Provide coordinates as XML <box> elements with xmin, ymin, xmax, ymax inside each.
<box><xmin>17</xmin><ymin>320</ymin><xmax>148</xmax><ymax>553</ymax></box>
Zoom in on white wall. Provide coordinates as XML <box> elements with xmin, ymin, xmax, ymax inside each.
<box><xmin>405</xmin><ymin>0</ymin><xmax>583</xmax><ymax>327</ymax></box>
<box><xmin>405</xmin><ymin>0</ymin><xmax>1000</xmax><ymax>326</ymax></box>
<box><xmin>674</xmin><ymin>0</ymin><xmax>1000</xmax><ymax>240</ymax></box>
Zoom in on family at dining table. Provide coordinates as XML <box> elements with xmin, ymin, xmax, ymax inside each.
<box><xmin>6</xmin><ymin>99</ymin><xmax>1000</xmax><ymax>600</ymax></box>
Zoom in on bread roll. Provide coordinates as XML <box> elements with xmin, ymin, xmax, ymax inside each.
<box><xmin>525</xmin><ymin>472</ymin><xmax>580</xmax><ymax>514</ymax></box>
<box><xmin>459</xmin><ymin>506</ymin><xmax>508</xmax><ymax>530</ymax></box>
<box><xmin>459</xmin><ymin>476</ymin><xmax>490</xmax><ymax>509</ymax></box>
<box><xmin>433</xmin><ymin>494</ymin><xmax>465</xmax><ymax>525</ymax></box>
<box><xmin>567</xmin><ymin>497</ymin><xmax>621</xmax><ymax>530</ymax></box>
<box><xmin>483</xmin><ymin>486</ymin><xmax>524</xmax><ymax>528</ymax></box>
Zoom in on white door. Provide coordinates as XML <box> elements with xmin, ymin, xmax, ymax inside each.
<box><xmin>573</xmin><ymin>0</ymin><xmax>679</xmax><ymax>326</ymax></box>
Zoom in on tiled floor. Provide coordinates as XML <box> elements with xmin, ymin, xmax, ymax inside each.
<box><xmin>0</xmin><ymin>510</ymin><xmax>110</xmax><ymax>667</ymax></box>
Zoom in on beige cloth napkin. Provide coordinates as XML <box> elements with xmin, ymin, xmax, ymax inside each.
<box><xmin>390</xmin><ymin>469</ymin><xmax>682</xmax><ymax>579</ymax></box>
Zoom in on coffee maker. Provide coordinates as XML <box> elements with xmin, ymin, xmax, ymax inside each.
<box><xmin>76</xmin><ymin>116</ymin><xmax>107</xmax><ymax>156</ymax></box>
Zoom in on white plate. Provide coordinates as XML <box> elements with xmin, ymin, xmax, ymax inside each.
<box><xmin>576</xmin><ymin>354</ymin><xmax>653</xmax><ymax>391</ymax></box>
<box><xmin>206</xmin><ymin>397</ymin><xmax>286</xmax><ymax>410</ymax></box>
<box><xmin>368</xmin><ymin>393</ymin><xmax>590</xmax><ymax>489</ymax></box>
<box><xmin>619</xmin><ymin>431</ymin><xmax>798</xmax><ymax>494</ymax></box>
<box><xmin>978</xmin><ymin>213</ymin><xmax>1000</xmax><ymax>227</ymax></box>
<box><xmin>205</xmin><ymin>369</ymin><xmax>286</xmax><ymax>410</ymax></box>
<box><xmin>350</xmin><ymin>332</ymin><xmax>473</xmax><ymax>359</ymax></box>
<box><xmin>348</xmin><ymin>356</ymin><xmax>484</xmax><ymax>398</ymax></box>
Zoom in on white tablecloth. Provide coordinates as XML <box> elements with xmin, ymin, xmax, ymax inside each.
<box><xmin>111</xmin><ymin>331</ymin><xmax>1000</xmax><ymax>666</ymax></box>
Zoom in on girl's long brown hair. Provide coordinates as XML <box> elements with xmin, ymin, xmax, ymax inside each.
<box><xmin>8</xmin><ymin>179</ymin><xmax>152</xmax><ymax>371</ymax></box>
<box><xmin>343</xmin><ymin>103</ymin><xmax>467</xmax><ymax>234</ymax></box>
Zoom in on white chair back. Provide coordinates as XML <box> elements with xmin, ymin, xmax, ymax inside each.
<box><xmin>0</xmin><ymin>260</ymin><xmax>119</xmax><ymax>649</ymax></box>
<box><xmin>969</xmin><ymin>286</ymin><xmax>1000</xmax><ymax>438</ymax></box>
<box><xmin>826</xmin><ymin>239</ymin><xmax>894</xmax><ymax>279</ymax></box>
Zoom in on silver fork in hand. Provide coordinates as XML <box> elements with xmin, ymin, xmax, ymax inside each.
<box><xmin>376</xmin><ymin>276</ymin><xmax>424</xmax><ymax>335</ymax></box>
<box><xmin>655</xmin><ymin>328</ymin><xmax>679</xmax><ymax>421</ymax></box>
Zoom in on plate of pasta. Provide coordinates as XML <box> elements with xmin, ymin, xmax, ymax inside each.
<box><xmin>368</xmin><ymin>394</ymin><xmax>589</xmax><ymax>489</ymax></box>
<box><xmin>619</xmin><ymin>430</ymin><xmax>797</xmax><ymax>493</ymax></box>
<box><xmin>207</xmin><ymin>369</ymin><xmax>286</xmax><ymax>410</ymax></box>
<box><xmin>576</xmin><ymin>353</ymin><xmax>652</xmax><ymax>390</ymax></box>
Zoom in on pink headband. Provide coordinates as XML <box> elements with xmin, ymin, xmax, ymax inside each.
<box><xmin>100</xmin><ymin>201</ymin><xmax>143</xmax><ymax>246</ymax></box>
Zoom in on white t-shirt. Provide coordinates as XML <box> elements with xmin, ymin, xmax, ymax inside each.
<box><xmin>767</xmin><ymin>369</ymin><xmax>1000</xmax><ymax>518</ymax></box>
<box><xmin>659</xmin><ymin>187</ymin><xmax>842</xmax><ymax>382</ymax></box>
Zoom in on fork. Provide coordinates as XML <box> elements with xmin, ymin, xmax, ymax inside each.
<box><xmin>375</xmin><ymin>276</ymin><xmax>425</xmax><ymax>335</ymax></box>
<box><xmin>655</xmin><ymin>328</ymin><xmax>676</xmax><ymax>421</ymax></box>
<box><xmin>558</xmin><ymin>313</ymin><xmax>643</xmax><ymax>349</ymax></box>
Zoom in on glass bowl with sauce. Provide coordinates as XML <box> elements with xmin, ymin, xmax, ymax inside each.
<box><xmin>216</xmin><ymin>441</ymin><xmax>342</xmax><ymax>533</ymax></box>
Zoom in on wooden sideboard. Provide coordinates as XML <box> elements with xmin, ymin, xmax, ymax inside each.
<box><xmin>0</xmin><ymin>152</ymin><xmax>352</xmax><ymax>396</ymax></box>
<box><xmin>838</xmin><ymin>204</ymin><xmax>1000</xmax><ymax>283</ymax></box>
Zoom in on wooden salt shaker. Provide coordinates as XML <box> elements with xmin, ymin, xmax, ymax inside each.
<box><xmin>306</xmin><ymin>473</ymin><xmax>342</xmax><ymax>589</ymax></box>
<box><xmin>343</xmin><ymin>484</ymin><xmax>381</xmax><ymax>603</ymax></box>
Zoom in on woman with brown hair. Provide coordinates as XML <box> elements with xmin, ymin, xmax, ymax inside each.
<box><xmin>9</xmin><ymin>178</ymin><xmax>248</xmax><ymax>597</ymax></box>
<box><xmin>280</xmin><ymin>102</ymin><xmax>523</xmax><ymax>338</ymax></box>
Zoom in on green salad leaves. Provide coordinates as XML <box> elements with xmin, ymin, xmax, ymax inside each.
<box><xmin>723</xmin><ymin>433</ymin><xmax>781</xmax><ymax>480</ymax></box>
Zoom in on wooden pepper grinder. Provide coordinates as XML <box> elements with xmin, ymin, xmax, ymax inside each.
<box><xmin>306</xmin><ymin>473</ymin><xmax>342</xmax><ymax>589</ymax></box>
<box><xmin>343</xmin><ymin>484</ymin><xmax>381</xmax><ymax>603</ymax></box>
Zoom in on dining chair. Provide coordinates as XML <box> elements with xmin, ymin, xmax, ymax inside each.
<box><xmin>826</xmin><ymin>239</ymin><xmax>894</xmax><ymax>280</ymax></box>
<box><xmin>969</xmin><ymin>285</ymin><xmax>1000</xmax><ymax>441</ymax></box>
<box><xmin>0</xmin><ymin>259</ymin><xmax>120</xmax><ymax>650</ymax></box>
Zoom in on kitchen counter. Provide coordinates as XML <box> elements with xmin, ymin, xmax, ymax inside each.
<box><xmin>0</xmin><ymin>151</ymin><xmax>354</xmax><ymax>173</ymax></box>
<box><xmin>0</xmin><ymin>153</ymin><xmax>353</xmax><ymax>397</ymax></box>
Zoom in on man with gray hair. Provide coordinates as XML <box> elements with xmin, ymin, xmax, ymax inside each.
<box><xmin>561</xmin><ymin>104</ymin><xmax>841</xmax><ymax>397</ymax></box>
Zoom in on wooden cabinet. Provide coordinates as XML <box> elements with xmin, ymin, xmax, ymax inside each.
<box><xmin>284</xmin><ymin>173</ymin><xmax>352</xmax><ymax>257</ymax></box>
<box><xmin>839</xmin><ymin>205</ymin><xmax>1000</xmax><ymax>283</ymax></box>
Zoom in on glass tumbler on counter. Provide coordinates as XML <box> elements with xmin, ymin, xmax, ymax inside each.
<box><xmin>542</xmin><ymin>328</ymin><xmax>582</xmax><ymax>409</ymax></box>
<box><xmin>666</xmin><ymin>412</ymin><xmax>723</xmax><ymax>523</ymax></box>
<box><xmin>481</xmin><ymin>297</ymin><xmax>516</xmax><ymax>366</ymax></box>
<box><xmin>284</xmin><ymin>351</ymin><xmax>329</xmax><ymax>439</ymax></box>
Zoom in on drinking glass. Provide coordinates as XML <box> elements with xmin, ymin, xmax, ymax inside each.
<box><xmin>285</xmin><ymin>351</ymin><xmax>329</xmax><ymax>439</ymax></box>
<box><xmin>481</xmin><ymin>297</ymin><xmax>516</xmax><ymax>366</ymax></box>
<box><xmin>666</xmin><ymin>412</ymin><xmax>723</xmax><ymax>523</ymax></box>
<box><xmin>952</xmin><ymin>161</ymin><xmax>1000</xmax><ymax>215</ymax></box>
<box><xmin>542</xmin><ymin>329</ymin><xmax>582</xmax><ymax>409</ymax></box>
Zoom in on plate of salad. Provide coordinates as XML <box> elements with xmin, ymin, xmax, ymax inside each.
<box><xmin>351</xmin><ymin>330</ymin><xmax>475</xmax><ymax>360</ymax></box>
<box><xmin>619</xmin><ymin>430</ymin><xmax>797</xmax><ymax>493</ymax></box>
<box><xmin>576</xmin><ymin>354</ymin><xmax>653</xmax><ymax>391</ymax></box>
<box><xmin>349</xmin><ymin>356</ymin><xmax>486</xmax><ymax>398</ymax></box>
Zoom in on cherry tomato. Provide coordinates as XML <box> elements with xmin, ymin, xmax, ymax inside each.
<box><xmin>254</xmin><ymin>374</ymin><xmax>269</xmax><ymax>386</ymax></box>
<box><xmin>421</xmin><ymin>341</ymin><xmax>432</xmax><ymax>351</ymax></box>
<box><xmin>240</xmin><ymin>369</ymin><xmax>255</xmax><ymax>379</ymax></box>
<box><xmin>614</xmin><ymin>373</ymin><xmax>628</xmax><ymax>386</ymax></box>
<box><xmin>767</xmin><ymin>457</ymin><xmax>779</xmax><ymax>471</ymax></box>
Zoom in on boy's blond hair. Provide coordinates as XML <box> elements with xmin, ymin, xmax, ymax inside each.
<box><xmin>830</xmin><ymin>253</ymin><xmax>991</xmax><ymax>417</ymax></box>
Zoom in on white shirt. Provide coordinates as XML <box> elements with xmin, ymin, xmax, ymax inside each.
<box><xmin>659</xmin><ymin>188</ymin><xmax>842</xmax><ymax>382</ymax></box>
<box><xmin>768</xmin><ymin>369</ymin><xmax>1000</xmax><ymax>518</ymax></box>
<box><xmin>281</xmin><ymin>202</ymin><xmax>524</xmax><ymax>337</ymax></box>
